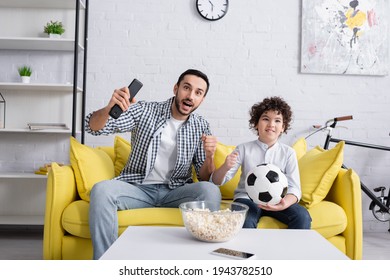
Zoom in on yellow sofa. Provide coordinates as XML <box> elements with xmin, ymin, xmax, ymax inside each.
<box><xmin>43</xmin><ymin>137</ymin><xmax>363</xmax><ymax>260</ymax></box>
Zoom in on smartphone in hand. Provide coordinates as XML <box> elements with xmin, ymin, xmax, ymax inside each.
<box><xmin>109</xmin><ymin>78</ymin><xmax>143</xmax><ymax>119</ymax></box>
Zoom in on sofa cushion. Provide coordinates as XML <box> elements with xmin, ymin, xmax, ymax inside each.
<box><xmin>97</xmin><ymin>146</ymin><xmax>115</xmax><ymax>162</ymax></box>
<box><xmin>117</xmin><ymin>208</ymin><xmax>184</xmax><ymax>234</ymax></box>
<box><xmin>298</xmin><ymin>141</ymin><xmax>344</xmax><ymax>208</ymax></box>
<box><xmin>62</xmin><ymin>199</ymin><xmax>346</xmax><ymax>240</ymax></box>
<box><xmin>62</xmin><ymin>200</ymin><xmax>91</xmax><ymax>238</ymax></box>
<box><xmin>62</xmin><ymin>200</ymin><xmax>183</xmax><ymax>238</ymax></box>
<box><xmin>114</xmin><ymin>135</ymin><xmax>131</xmax><ymax>176</ymax></box>
<box><xmin>292</xmin><ymin>137</ymin><xmax>307</xmax><ymax>160</ymax></box>
<box><xmin>306</xmin><ymin>200</ymin><xmax>347</xmax><ymax>238</ymax></box>
<box><xmin>69</xmin><ymin>137</ymin><xmax>115</xmax><ymax>201</ymax></box>
<box><xmin>257</xmin><ymin>200</ymin><xmax>347</xmax><ymax>238</ymax></box>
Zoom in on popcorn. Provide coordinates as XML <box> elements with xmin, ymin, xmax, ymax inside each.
<box><xmin>182</xmin><ymin>208</ymin><xmax>245</xmax><ymax>242</ymax></box>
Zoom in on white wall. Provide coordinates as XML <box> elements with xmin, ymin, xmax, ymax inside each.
<box><xmin>84</xmin><ymin>0</ymin><xmax>390</xmax><ymax>231</ymax></box>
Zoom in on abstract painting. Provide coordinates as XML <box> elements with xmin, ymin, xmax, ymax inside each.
<box><xmin>301</xmin><ymin>0</ymin><xmax>389</xmax><ymax>76</ymax></box>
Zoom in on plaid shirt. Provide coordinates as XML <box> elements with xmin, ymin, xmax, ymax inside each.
<box><xmin>85</xmin><ymin>97</ymin><xmax>212</xmax><ymax>188</ymax></box>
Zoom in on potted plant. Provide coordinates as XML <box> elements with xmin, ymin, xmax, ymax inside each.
<box><xmin>44</xmin><ymin>20</ymin><xmax>65</xmax><ymax>38</ymax></box>
<box><xmin>18</xmin><ymin>66</ymin><xmax>32</xmax><ymax>83</ymax></box>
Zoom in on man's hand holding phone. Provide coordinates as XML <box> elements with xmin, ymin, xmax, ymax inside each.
<box><xmin>109</xmin><ymin>78</ymin><xmax>143</xmax><ymax>119</ymax></box>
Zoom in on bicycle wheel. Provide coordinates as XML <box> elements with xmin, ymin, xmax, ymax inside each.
<box><xmin>370</xmin><ymin>198</ymin><xmax>390</xmax><ymax>222</ymax></box>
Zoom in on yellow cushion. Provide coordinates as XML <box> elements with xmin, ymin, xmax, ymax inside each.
<box><xmin>257</xmin><ymin>200</ymin><xmax>347</xmax><ymax>238</ymax></box>
<box><xmin>298</xmin><ymin>141</ymin><xmax>345</xmax><ymax>208</ymax></box>
<box><xmin>62</xmin><ymin>198</ymin><xmax>346</xmax><ymax>242</ymax></box>
<box><xmin>307</xmin><ymin>200</ymin><xmax>347</xmax><ymax>238</ymax></box>
<box><xmin>97</xmin><ymin>146</ymin><xmax>115</xmax><ymax>163</ymax></box>
<box><xmin>62</xmin><ymin>200</ymin><xmax>91</xmax><ymax>238</ymax></box>
<box><xmin>117</xmin><ymin>208</ymin><xmax>183</xmax><ymax>234</ymax></box>
<box><xmin>292</xmin><ymin>137</ymin><xmax>307</xmax><ymax>160</ymax></box>
<box><xmin>114</xmin><ymin>135</ymin><xmax>131</xmax><ymax>176</ymax></box>
<box><xmin>257</xmin><ymin>216</ymin><xmax>287</xmax><ymax>229</ymax></box>
<box><xmin>62</xmin><ymin>200</ymin><xmax>183</xmax><ymax>238</ymax></box>
<box><xmin>69</xmin><ymin>137</ymin><xmax>115</xmax><ymax>201</ymax></box>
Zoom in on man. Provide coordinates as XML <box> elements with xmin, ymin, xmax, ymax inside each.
<box><xmin>85</xmin><ymin>69</ymin><xmax>221</xmax><ymax>259</ymax></box>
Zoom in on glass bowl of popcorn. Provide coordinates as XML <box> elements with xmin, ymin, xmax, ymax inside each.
<box><xmin>179</xmin><ymin>201</ymin><xmax>249</xmax><ymax>242</ymax></box>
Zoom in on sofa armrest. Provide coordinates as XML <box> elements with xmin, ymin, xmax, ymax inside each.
<box><xmin>43</xmin><ymin>163</ymin><xmax>78</xmax><ymax>260</ymax></box>
<box><xmin>326</xmin><ymin>168</ymin><xmax>363</xmax><ymax>260</ymax></box>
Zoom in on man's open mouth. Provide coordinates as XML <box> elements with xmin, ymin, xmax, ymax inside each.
<box><xmin>183</xmin><ymin>100</ymin><xmax>193</xmax><ymax>109</ymax></box>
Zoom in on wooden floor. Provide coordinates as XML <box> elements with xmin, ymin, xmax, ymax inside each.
<box><xmin>0</xmin><ymin>227</ymin><xmax>389</xmax><ymax>260</ymax></box>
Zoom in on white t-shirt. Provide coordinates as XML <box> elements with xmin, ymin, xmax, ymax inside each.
<box><xmin>143</xmin><ymin>117</ymin><xmax>185</xmax><ymax>184</ymax></box>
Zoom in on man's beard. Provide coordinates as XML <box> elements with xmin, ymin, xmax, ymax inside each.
<box><xmin>174</xmin><ymin>93</ymin><xmax>198</xmax><ymax>117</ymax></box>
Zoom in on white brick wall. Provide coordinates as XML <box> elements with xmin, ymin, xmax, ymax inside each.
<box><xmin>1</xmin><ymin>0</ymin><xmax>389</xmax><ymax>231</ymax></box>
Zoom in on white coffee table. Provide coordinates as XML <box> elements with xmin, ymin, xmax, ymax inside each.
<box><xmin>100</xmin><ymin>226</ymin><xmax>348</xmax><ymax>260</ymax></box>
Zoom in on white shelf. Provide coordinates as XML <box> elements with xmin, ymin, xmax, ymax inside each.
<box><xmin>0</xmin><ymin>0</ymin><xmax>85</xmax><ymax>10</ymax></box>
<box><xmin>0</xmin><ymin>82</ymin><xmax>82</xmax><ymax>92</ymax></box>
<box><xmin>0</xmin><ymin>128</ymin><xmax>73</xmax><ymax>134</ymax></box>
<box><xmin>0</xmin><ymin>215</ymin><xmax>44</xmax><ymax>225</ymax></box>
<box><xmin>0</xmin><ymin>0</ymin><xmax>86</xmax><ymax>227</ymax></box>
<box><xmin>0</xmin><ymin>172</ymin><xmax>47</xmax><ymax>179</ymax></box>
<box><xmin>0</xmin><ymin>37</ymin><xmax>84</xmax><ymax>51</ymax></box>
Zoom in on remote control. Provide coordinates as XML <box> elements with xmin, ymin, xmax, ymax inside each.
<box><xmin>109</xmin><ymin>78</ymin><xmax>143</xmax><ymax>119</ymax></box>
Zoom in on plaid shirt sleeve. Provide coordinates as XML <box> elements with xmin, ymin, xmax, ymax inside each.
<box><xmin>85</xmin><ymin>102</ymin><xmax>145</xmax><ymax>135</ymax></box>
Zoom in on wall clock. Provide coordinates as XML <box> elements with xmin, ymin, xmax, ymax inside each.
<box><xmin>196</xmin><ymin>0</ymin><xmax>229</xmax><ymax>21</ymax></box>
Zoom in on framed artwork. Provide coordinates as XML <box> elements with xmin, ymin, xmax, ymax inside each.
<box><xmin>301</xmin><ymin>0</ymin><xmax>389</xmax><ymax>76</ymax></box>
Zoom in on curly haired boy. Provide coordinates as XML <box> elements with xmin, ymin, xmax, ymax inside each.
<box><xmin>212</xmin><ymin>96</ymin><xmax>311</xmax><ymax>229</ymax></box>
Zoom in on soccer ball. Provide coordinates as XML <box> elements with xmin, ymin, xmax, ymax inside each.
<box><xmin>245</xmin><ymin>163</ymin><xmax>288</xmax><ymax>206</ymax></box>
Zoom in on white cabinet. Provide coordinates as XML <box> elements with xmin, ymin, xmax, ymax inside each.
<box><xmin>0</xmin><ymin>0</ymin><xmax>88</xmax><ymax>225</ymax></box>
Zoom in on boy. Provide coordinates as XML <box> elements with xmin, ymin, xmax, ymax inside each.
<box><xmin>211</xmin><ymin>96</ymin><xmax>311</xmax><ymax>229</ymax></box>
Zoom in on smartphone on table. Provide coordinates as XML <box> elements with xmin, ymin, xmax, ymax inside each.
<box><xmin>211</xmin><ymin>248</ymin><xmax>256</xmax><ymax>260</ymax></box>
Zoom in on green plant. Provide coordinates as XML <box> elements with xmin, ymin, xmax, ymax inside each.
<box><xmin>18</xmin><ymin>66</ymin><xmax>32</xmax><ymax>77</ymax></box>
<box><xmin>44</xmin><ymin>20</ymin><xmax>65</xmax><ymax>35</ymax></box>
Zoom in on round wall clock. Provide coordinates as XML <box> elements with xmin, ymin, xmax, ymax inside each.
<box><xmin>196</xmin><ymin>0</ymin><xmax>229</xmax><ymax>21</ymax></box>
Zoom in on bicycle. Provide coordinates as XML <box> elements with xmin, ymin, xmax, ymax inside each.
<box><xmin>305</xmin><ymin>115</ymin><xmax>390</xmax><ymax>231</ymax></box>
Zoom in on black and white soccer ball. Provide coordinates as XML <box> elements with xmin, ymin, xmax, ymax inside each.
<box><xmin>245</xmin><ymin>163</ymin><xmax>288</xmax><ymax>206</ymax></box>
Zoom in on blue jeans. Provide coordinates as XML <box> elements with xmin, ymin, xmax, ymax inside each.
<box><xmin>234</xmin><ymin>198</ymin><xmax>312</xmax><ymax>229</ymax></box>
<box><xmin>89</xmin><ymin>180</ymin><xmax>221</xmax><ymax>259</ymax></box>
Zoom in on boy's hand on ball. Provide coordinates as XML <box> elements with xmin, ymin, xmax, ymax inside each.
<box><xmin>259</xmin><ymin>194</ymin><xmax>297</xmax><ymax>211</ymax></box>
<box><xmin>259</xmin><ymin>198</ymin><xmax>287</xmax><ymax>211</ymax></box>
